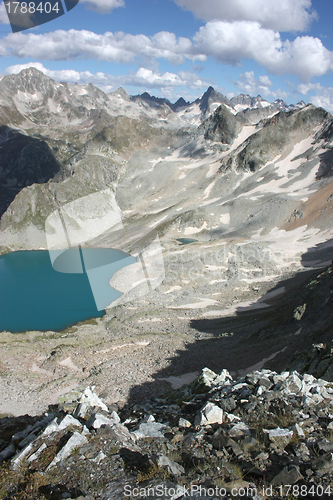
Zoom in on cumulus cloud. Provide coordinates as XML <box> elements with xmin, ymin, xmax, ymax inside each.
<box><xmin>296</xmin><ymin>82</ymin><xmax>333</xmax><ymax>114</ymax></box>
<box><xmin>297</xmin><ymin>82</ymin><xmax>322</xmax><ymax>95</ymax></box>
<box><xmin>0</xmin><ymin>29</ymin><xmax>202</xmax><ymax>65</ymax></box>
<box><xmin>310</xmin><ymin>87</ymin><xmax>333</xmax><ymax>113</ymax></box>
<box><xmin>235</xmin><ymin>71</ymin><xmax>289</xmax><ymax>99</ymax></box>
<box><xmin>236</xmin><ymin>71</ymin><xmax>272</xmax><ymax>95</ymax></box>
<box><xmin>174</xmin><ymin>0</ymin><xmax>316</xmax><ymax>32</ymax></box>
<box><xmin>1</xmin><ymin>22</ymin><xmax>332</xmax><ymax>82</ymax></box>
<box><xmin>5</xmin><ymin>62</ymin><xmax>209</xmax><ymax>92</ymax></box>
<box><xmin>194</xmin><ymin>21</ymin><xmax>333</xmax><ymax>81</ymax></box>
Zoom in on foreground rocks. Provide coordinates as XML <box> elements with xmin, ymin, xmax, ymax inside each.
<box><xmin>1</xmin><ymin>368</ymin><xmax>333</xmax><ymax>499</ymax></box>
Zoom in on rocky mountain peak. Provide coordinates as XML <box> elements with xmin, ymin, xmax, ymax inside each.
<box><xmin>198</xmin><ymin>86</ymin><xmax>229</xmax><ymax>115</ymax></box>
<box><xmin>0</xmin><ymin>67</ymin><xmax>57</xmax><ymax>96</ymax></box>
<box><xmin>111</xmin><ymin>87</ymin><xmax>129</xmax><ymax>100</ymax></box>
<box><xmin>171</xmin><ymin>96</ymin><xmax>189</xmax><ymax>110</ymax></box>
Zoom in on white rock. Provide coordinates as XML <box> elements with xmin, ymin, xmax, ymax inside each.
<box><xmin>215</xmin><ymin>369</ymin><xmax>233</xmax><ymax>385</ymax></box>
<box><xmin>157</xmin><ymin>454</ymin><xmax>185</xmax><ymax>476</ymax></box>
<box><xmin>79</xmin><ymin>387</ymin><xmax>108</xmax><ymax>412</ymax></box>
<box><xmin>47</xmin><ymin>432</ymin><xmax>88</xmax><ymax>469</ymax></box>
<box><xmin>88</xmin><ymin>412</ymin><xmax>120</xmax><ymax>429</ymax></box>
<box><xmin>143</xmin><ymin>414</ymin><xmax>155</xmax><ymax>423</ymax></box>
<box><xmin>303</xmin><ymin>374</ymin><xmax>316</xmax><ymax>384</ymax></box>
<box><xmin>42</xmin><ymin>418</ymin><xmax>59</xmax><ymax>436</ymax></box>
<box><xmin>82</xmin><ymin>425</ymin><xmax>90</xmax><ymax>436</ymax></box>
<box><xmin>27</xmin><ymin>443</ymin><xmax>47</xmax><ymax>463</ymax></box>
<box><xmin>232</xmin><ymin>383</ymin><xmax>248</xmax><ymax>392</ymax></box>
<box><xmin>132</xmin><ymin>422</ymin><xmax>166</xmax><ymax>439</ymax></box>
<box><xmin>225</xmin><ymin>413</ymin><xmax>241</xmax><ymax>423</ymax></box>
<box><xmin>194</xmin><ymin>402</ymin><xmax>223</xmax><ymax>427</ymax></box>
<box><xmin>91</xmin><ymin>450</ymin><xmax>106</xmax><ymax>463</ymax></box>
<box><xmin>264</xmin><ymin>427</ymin><xmax>293</xmax><ymax>440</ymax></box>
<box><xmin>58</xmin><ymin>415</ymin><xmax>82</xmax><ymax>431</ymax></box>
<box><xmin>293</xmin><ymin>423</ymin><xmax>305</xmax><ymax>439</ymax></box>
<box><xmin>178</xmin><ymin>418</ymin><xmax>191</xmax><ymax>428</ymax></box>
<box><xmin>229</xmin><ymin>422</ymin><xmax>250</xmax><ymax>438</ymax></box>
<box><xmin>199</xmin><ymin>368</ymin><xmax>218</xmax><ymax>388</ymax></box>
<box><xmin>283</xmin><ymin>372</ymin><xmax>302</xmax><ymax>394</ymax></box>
<box><xmin>12</xmin><ymin>443</ymin><xmax>34</xmax><ymax>470</ymax></box>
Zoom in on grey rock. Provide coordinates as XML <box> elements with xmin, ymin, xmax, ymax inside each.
<box><xmin>194</xmin><ymin>402</ymin><xmax>223</xmax><ymax>427</ymax></box>
<box><xmin>18</xmin><ymin>432</ymin><xmax>37</xmax><ymax>449</ymax></box>
<box><xmin>27</xmin><ymin>443</ymin><xmax>47</xmax><ymax>463</ymax></box>
<box><xmin>270</xmin><ymin>465</ymin><xmax>303</xmax><ymax>486</ymax></box>
<box><xmin>59</xmin><ymin>415</ymin><xmax>83</xmax><ymax>431</ymax></box>
<box><xmin>132</xmin><ymin>421</ymin><xmax>166</xmax><ymax>439</ymax></box>
<box><xmin>264</xmin><ymin>427</ymin><xmax>293</xmax><ymax>450</ymax></box>
<box><xmin>179</xmin><ymin>418</ymin><xmax>191</xmax><ymax>428</ymax></box>
<box><xmin>0</xmin><ymin>443</ymin><xmax>16</xmax><ymax>462</ymax></box>
<box><xmin>229</xmin><ymin>422</ymin><xmax>250</xmax><ymax>438</ymax></box>
<box><xmin>219</xmin><ymin>397</ymin><xmax>236</xmax><ymax>412</ymax></box>
<box><xmin>283</xmin><ymin>372</ymin><xmax>303</xmax><ymax>394</ymax></box>
<box><xmin>87</xmin><ymin>412</ymin><xmax>120</xmax><ymax>429</ymax></box>
<box><xmin>317</xmin><ymin>439</ymin><xmax>333</xmax><ymax>453</ymax></box>
<box><xmin>157</xmin><ymin>454</ymin><xmax>185</xmax><ymax>476</ymax></box>
<box><xmin>99</xmin><ymin>423</ymin><xmax>132</xmax><ymax>443</ymax></box>
<box><xmin>258</xmin><ymin>376</ymin><xmax>273</xmax><ymax>389</ymax></box>
<box><xmin>47</xmin><ymin>432</ymin><xmax>88</xmax><ymax>469</ymax></box>
<box><xmin>91</xmin><ymin>450</ymin><xmax>107</xmax><ymax>463</ymax></box>
<box><xmin>312</xmin><ymin>453</ymin><xmax>333</xmax><ymax>476</ymax></box>
<box><xmin>293</xmin><ymin>442</ymin><xmax>310</xmax><ymax>461</ymax></box>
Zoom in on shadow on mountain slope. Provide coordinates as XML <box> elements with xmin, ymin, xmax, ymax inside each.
<box><xmin>0</xmin><ymin>126</ymin><xmax>62</xmax><ymax>218</ymax></box>
<box><xmin>301</xmin><ymin>238</ymin><xmax>333</xmax><ymax>267</ymax></box>
<box><xmin>127</xmin><ymin>250</ymin><xmax>333</xmax><ymax>404</ymax></box>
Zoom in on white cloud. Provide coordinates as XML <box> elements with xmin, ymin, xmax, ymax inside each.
<box><xmin>1</xmin><ymin>22</ymin><xmax>333</xmax><ymax>82</ymax></box>
<box><xmin>296</xmin><ymin>82</ymin><xmax>333</xmax><ymax>114</ymax></box>
<box><xmin>297</xmin><ymin>82</ymin><xmax>322</xmax><ymax>95</ymax></box>
<box><xmin>79</xmin><ymin>0</ymin><xmax>124</xmax><ymax>13</ymax></box>
<box><xmin>236</xmin><ymin>70</ymin><xmax>272</xmax><ymax>95</ymax></box>
<box><xmin>0</xmin><ymin>29</ymin><xmax>202</xmax><ymax>65</ymax></box>
<box><xmin>310</xmin><ymin>88</ymin><xmax>333</xmax><ymax>114</ymax></box>
<box><xmin>124</xmin><ymin>68</ymin><xmax>209</xmax><ymax>89</ymax></box>
<box><xmin>0</xmin><ymin>2</ymin><xmax>9</xmax><ymax>24</ymax></box>
<box><xmin>193</xmin><ymin>21</ymin><xmax>333</xmax><ymax>81</ymax></box>
<box><xmin>236</xmin><ymin>70</ymin><xmax>289</xmax><ymax>99</ymax></box>
<box><xmin>174</xmin><ymin>0</ymin><xmax>316</xmax><ymax>32</ymax></box>
<box><xmin>5</xmin><ymin>62</ymin><xmax>209</xmax><ymax>92</ymax></box>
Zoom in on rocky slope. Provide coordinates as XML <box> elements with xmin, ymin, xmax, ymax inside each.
<box><xmin>2</xmin><ymin>368</ymin><xmax>333</xmax><ymax>499</ymax></box>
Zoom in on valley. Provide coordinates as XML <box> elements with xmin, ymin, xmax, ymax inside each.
<box><xmin>0</xmin><ymin>67</ymin><xmax>332</xmax><ymax>420</ymax></box>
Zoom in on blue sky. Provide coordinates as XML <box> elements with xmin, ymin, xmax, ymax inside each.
<box><xmin>0</xmin><ymin>0</ymin><xmax>333</xmax><ymax>110</ymax></box>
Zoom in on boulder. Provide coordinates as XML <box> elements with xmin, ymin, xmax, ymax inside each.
<box><xmin>157</xmin><ymin>455</ymin><xmax>185</xmax><ymax>476</ymax></box>
<box><xmin>132</xmin><ymin>421</ymin><xmax>166</xmax><ymax>439</ymax></box>
<box><xmin>87</xmin><ymin>412</ymin><xmax>120</xmax><ymax>429</ymax></box>
<box><xmin>194</xmin><ymin>402</ymin><xmax>223</xmax><ymax>427</ymax></box>
<box><xmin>270</xmin><ymin>465</ymin><xmax>303</xmax><ymax>486</ymax></box>
<box><xmin>47</xmin><ymin>432</ymin><xmax>88</xmax><ymax>469</ymax></box>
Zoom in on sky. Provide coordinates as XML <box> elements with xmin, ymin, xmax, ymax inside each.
<box><xmin>0</xmin><ymin>0</ymin><xmax>333</xmax><ymax>110</ymax></box>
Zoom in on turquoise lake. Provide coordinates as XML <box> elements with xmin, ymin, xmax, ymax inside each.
<box><xmin>0</xmin><ymin>249</ymin><xmax>136</xmax><ymax>333</ymax></box>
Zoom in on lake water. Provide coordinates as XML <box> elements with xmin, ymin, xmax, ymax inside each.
<box><xmin>0</xmin><ymin>248</ymin><xmax>136</xmax><ymax>332</ymax></box>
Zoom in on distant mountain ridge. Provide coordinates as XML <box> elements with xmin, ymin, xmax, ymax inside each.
<box><xmin>0</xmin><ymin>68</ymin><xmax>306</xmax><ymax>135</ymax></box>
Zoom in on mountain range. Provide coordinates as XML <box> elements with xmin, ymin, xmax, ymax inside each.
<box><xmin>0</xmin><ymin>66</ymin><xmax>332</xmax><ymax>422</ymax></box>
